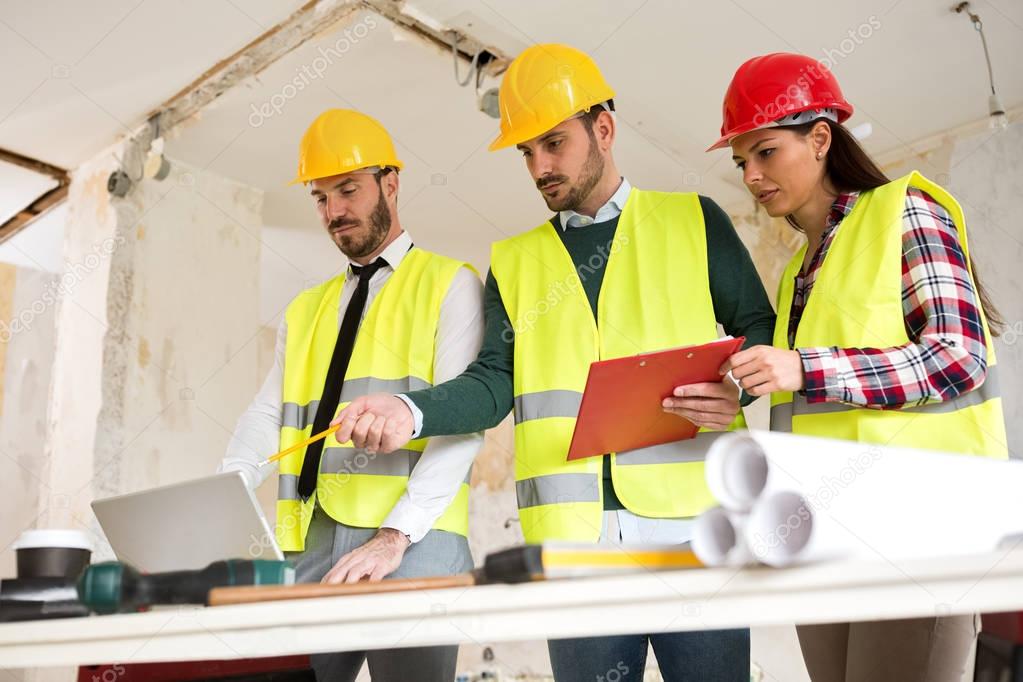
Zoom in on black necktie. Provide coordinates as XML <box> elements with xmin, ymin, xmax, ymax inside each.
<box><xmin>297</xmin><ymin>257</ymin><xmax>389</xmax><ymax>500</ymax></box>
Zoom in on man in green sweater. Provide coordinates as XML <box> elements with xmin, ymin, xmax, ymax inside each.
<box><xmin>333</xmin><ymin>44</ymin><xmax>774</xmax><ymax>682</ymax></box>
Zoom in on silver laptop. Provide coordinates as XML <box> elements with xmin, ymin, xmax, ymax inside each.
<box><xmin>92</xmin><ymin>471</ymin><xmax>284</xmax><ymax>572</ymax></box>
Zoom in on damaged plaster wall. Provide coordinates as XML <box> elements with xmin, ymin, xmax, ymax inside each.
<box><xmin>89</xmin><ymin>156</ymin><xmax>264</xmax><ymax>557</ymax></box>
<box><xmin>38</xmin><ymin>148</ymin><xmax>122</xmax><ymax>535</ymax></box>
<box><xmin>0</xmin><ymin>263</ymin><xmax>58</xmax><ymax>577</ymax></box>
<box><xmin>30</xmin><ymin>130</ymin><xmax>265</xmax><ymax>563</ymax></box>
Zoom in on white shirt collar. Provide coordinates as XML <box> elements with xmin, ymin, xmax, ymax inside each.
<box><xmin>348</xmin><ymin>230</ymin><xmax>412</xmax><ymax>276</ymax></box>
<box><xmin>558</xmin><ymin>177</ymin><xmax>632</xmax><ymax>230</ymax></box>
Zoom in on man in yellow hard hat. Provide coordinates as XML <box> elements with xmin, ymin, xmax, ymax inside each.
<box><xmin>333</xmin><ymin>46</ymin><xmax>774</xmax><ymax>680</ymax></box>
<box><xmin>220</xmin><ymin>109</ymin><xmax>484</xmax><ymax>681</ymax></box>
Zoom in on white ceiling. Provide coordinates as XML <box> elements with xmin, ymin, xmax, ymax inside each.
<box><xmin>2</xmin><ymin>0</ymin><xmax>1021</xmax><ymax>319</ymax></box>
<box><xmin>0</xmin><ymin>0</ymin><xmax>309</xmax><ymax>168</ymax></box>
<box><xmin>165</xmin><ymin>0</ymin><xmax>1023</xmax><ymax>308</ymax></box>
<box><xmin>3</xmin><ymin>0</ymin><xmax>1021</xmax><ymax>194</ymax></box>
<box><xmin>0</xmin><ymin>161</ymin><xmax>57</xmax><ymax>225</ymax></box>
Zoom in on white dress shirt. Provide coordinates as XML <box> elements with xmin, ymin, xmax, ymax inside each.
<box><xmin>220</xmin><ymin>231</ymin><xmax>485</xmax><ymax>543</ymax></box>
<box><xmin>558</xmin><ymin>176</ymin><xmax>631</xmax><ymax>229</ymax></box>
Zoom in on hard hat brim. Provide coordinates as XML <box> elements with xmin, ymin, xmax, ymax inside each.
<box><xmin>706</xmin><ymin>104</ymin><xmax>854</xmax><ymax>153</ymax></box>
<box><xmin>288</xmin><ymin>160</ymin><xmax>404</xmax><ymax>186</ymax></box>
<box><xmin>488</xmin><ymin>98</ymin><xmax>615</xmax><ymax>152</ymax></box>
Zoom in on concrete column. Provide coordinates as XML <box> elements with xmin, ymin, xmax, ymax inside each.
<box><xmin>37</xmin><ymin>140</ymin><xmax>265</xmax><ymax>555</ymax></box>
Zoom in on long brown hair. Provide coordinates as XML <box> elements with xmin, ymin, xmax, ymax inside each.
<box><xmin>786</xmin><ymin>118</ymin><xmax>1005</xmax><ymax>336</ymax></box>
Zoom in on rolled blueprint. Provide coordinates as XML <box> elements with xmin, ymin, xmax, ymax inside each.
<box><xmin>702</xmin><ymin>430</ymin><xmax>1023</xmax><ymax>567</ymax></box>
<box><xmin>704</xmin><ymin>435</ymin><xmax>769</xmax><ymax>512</ymax></box>
<box><xmin>692</xmin><ymin>506</ymin><xmax>753</xmax><ymax>567</ymax></box>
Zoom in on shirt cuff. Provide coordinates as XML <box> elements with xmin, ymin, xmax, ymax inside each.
<box><xmin>381</xmin><ymin>499</ymin><xmax>435</xmax><ymax>544</ymax></box>
<box><xmin>799</xmin><ymin>347</ymin><xmax>843</xmax><ymax>403</ymax></box>
<box><xmin>395</xmin><ymin>394</ymin><xmax>424</xmax><ymax>438</ymax></box>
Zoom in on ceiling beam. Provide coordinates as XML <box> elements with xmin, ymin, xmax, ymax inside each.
<box><xmin>0</xmin><ymin>147</ymin><xmax>67</xmax><ymax>182</ymax></box>
<box><xmin>2</xmin><ymin>2</ymin><xmax>508</xmax><ymax>247</ymax></box>
<box><xmin>155</xmin><ymin>0</ymin><xmax>507</xmax><ymax>134</ymax></box>
<box><xmin>0</xmin><ymin>147</ymin><xmax>70</xmax><ymax>245</ymax></box>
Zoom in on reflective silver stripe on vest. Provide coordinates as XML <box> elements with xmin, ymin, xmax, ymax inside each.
<box><xmin>615</xmin><ymin>431</ymin><xmax>727</xmax><ymax>465</ymax></box>
<box><xmin>516</xmin><ymin>472</ymin><xmax>600</xmax><ymax>509</ymax></box>
<box><xmin>279</xmin><ymin>452</ymin><xmax>466</xmax><ymax>499</ymax></box>
<box><xmin>281</xmin><ymin>377</ymin><xmax>431</xmax><ymax>430</ymax></box>
<box><xmin>281</xmin><ymin>400</ymin><xmax>320</xmax><ymax>431</ymax></box>
<box><xmin>514</xmin><ymin>390</ymin><xmax>583</xmax><ymax>424</ymax></box>
<box><xmin>319</xmin><ymin>447</ymin><xmax>421</xmax><ymax>477</ymax></box>
<box><xmin>770</xmin><ymin>364</ymin><xmax>1002</xmax><ymax>432</ymax></box>
<box><xmin>339</xmin><ymin>376</ymin><xmax>432</xmax><ymax>404</ymax></box>
<box><xmin>278</xmin><ymin>474</ymin><xmax>299</xmax><ymax>501</ymax></box>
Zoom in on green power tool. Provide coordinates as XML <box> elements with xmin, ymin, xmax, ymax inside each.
<box><xmin>78</xmin><ymin>559</ymin><xmax>293</xmax><ymax>615</ymax></box>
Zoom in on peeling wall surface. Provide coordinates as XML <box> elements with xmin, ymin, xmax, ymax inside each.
<box><xmin>0</xmin><ymin>266</ymin><xmax>57</xmax><ymax>577</ymax></box>
<box><xmin>91</xmin><ymin>157</ymin><xmax>264</xmax><ymax>553</ymax></box>
<box><xmin>947</xmin><ymin>123</ymin><xmax>1023</xmax><ymax>457</ymax></box>
<box><xmin>38</xmin><ymin>150</ymin><xmax>121</xmax><ymax>539</ymax></box>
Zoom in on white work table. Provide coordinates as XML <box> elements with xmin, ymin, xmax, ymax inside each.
<box><xmin>2</xmin><ymin>549</ymin><xmax>1022</xmax><ymax>668</ymax></box>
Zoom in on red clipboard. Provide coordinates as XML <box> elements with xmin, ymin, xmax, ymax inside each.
<box><xmin>566</xmin><ymin>336</ymin><xmax>745</xmax><ymax>461</ymax></box>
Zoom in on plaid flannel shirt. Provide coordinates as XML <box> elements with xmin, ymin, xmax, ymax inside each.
<box><xmin>790</xmin><ymin>188</ymin><xmax>988</xmax><ymax>409</ymax></box>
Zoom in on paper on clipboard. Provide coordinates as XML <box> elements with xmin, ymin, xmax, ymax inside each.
<box><xmin>566</xmin><ymin>336</ymin><xmax>745</xmax><ymax>461</ymax></box>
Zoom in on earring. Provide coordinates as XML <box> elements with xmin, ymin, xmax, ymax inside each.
<box><xmin>816</xmin><ymin>151</ymin><xmax>823</xmax><ymax>159</ymax></box>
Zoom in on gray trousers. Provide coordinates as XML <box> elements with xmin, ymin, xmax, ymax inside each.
<box><xmin>286</xmin><ymin>507</ymin><xmax>473</xmax><ymax>682</ymax></box>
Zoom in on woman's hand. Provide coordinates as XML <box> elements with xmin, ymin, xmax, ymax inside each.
<box><xmin>720</xmin><ymin>345</ymin><xmax>805</xmax><ymax>397</ymax></box>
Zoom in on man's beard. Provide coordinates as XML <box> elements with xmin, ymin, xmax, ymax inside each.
<box><xmin>330</xmin><ymin>189</ymin><xmax>391</xmax><ymax>259</ymax></box>
<box><xmin>537</xmin><ymin>132</ymin><xmax>605</xmax><ymax>212</ymax></box>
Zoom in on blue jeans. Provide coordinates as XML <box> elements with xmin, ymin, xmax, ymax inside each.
<box><xmin>548</xmin><ymin>628</ymin><xmax>750</xmax><ymax>682</ymax></box>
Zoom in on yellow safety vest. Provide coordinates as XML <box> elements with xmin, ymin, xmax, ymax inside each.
<box><xmin>276</xmin><ymin>247</ymin><xmax>475</xmax><ymax>551</ymax></box>
<box><xmin>771</xmin><ymin>171</ymin><xmax>1007</xmax><ymax>458</ymax></box>
<box><xmin>491</xmin><ymin>188</ymin><xmax>747</xmax><ymax>543</ymax></box>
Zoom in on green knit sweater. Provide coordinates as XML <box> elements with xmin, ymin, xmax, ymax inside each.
<box><xmin>407</xmin><ymin>195</ymin><xmax>776</xmax><ymax>509</ymax></box>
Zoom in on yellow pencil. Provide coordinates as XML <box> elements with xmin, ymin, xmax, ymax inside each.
<box><xmin>258</xmin><ymin>424</ymin><xmax>340</xmax><ymax>467</ymax></box>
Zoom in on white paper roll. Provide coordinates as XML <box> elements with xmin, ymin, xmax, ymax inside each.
<box><xmin>692</xmin><ymin>506</ymin><xmax>754</xmax><ymax>567</ymax></box>
<box><xmin>744</xmin><ymin>491</ymin><xmax>814</xmax><ymax>567</ymax></box>
<box><xmin>708</xmin><ymin>430</ymin><xmax>1023</xmax><ymax>566</ymax></box>
<box><xmin>705</xmin><ymin>434</ymin><xmax>769</xmax><ymax>512</ymax></box>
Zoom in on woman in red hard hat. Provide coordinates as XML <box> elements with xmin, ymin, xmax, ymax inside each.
<box><xmin>713</xmin><ymin>53</ymin><xmax>1007</xmax><ymax>681</ymax></box>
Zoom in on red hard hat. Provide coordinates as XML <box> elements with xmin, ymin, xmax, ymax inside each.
<box><xmin>707</xmin><ymin>53</ymin><xmax>853</xmax><ymax>151</ymax></box>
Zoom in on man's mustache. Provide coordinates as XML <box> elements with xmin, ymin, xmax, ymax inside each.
<box><xmin>537</xmin><ymin>175</ymin><xmax>569</xmax><ymax>190</ymax></box>
<box><xmin>329</xmin><ymin>218</ymin><xmax>360</xmax><ymax>231</ymax></box>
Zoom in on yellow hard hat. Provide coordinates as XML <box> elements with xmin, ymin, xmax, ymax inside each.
<box><xmin>489</xmin><ymin>43</ymin><xmax>615</xmax><ymax>151</ymax></box>
<box><xmin>290</xmin><ymin>109</ymin><xmax>403</xmax><ymax>185</ymax></box>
